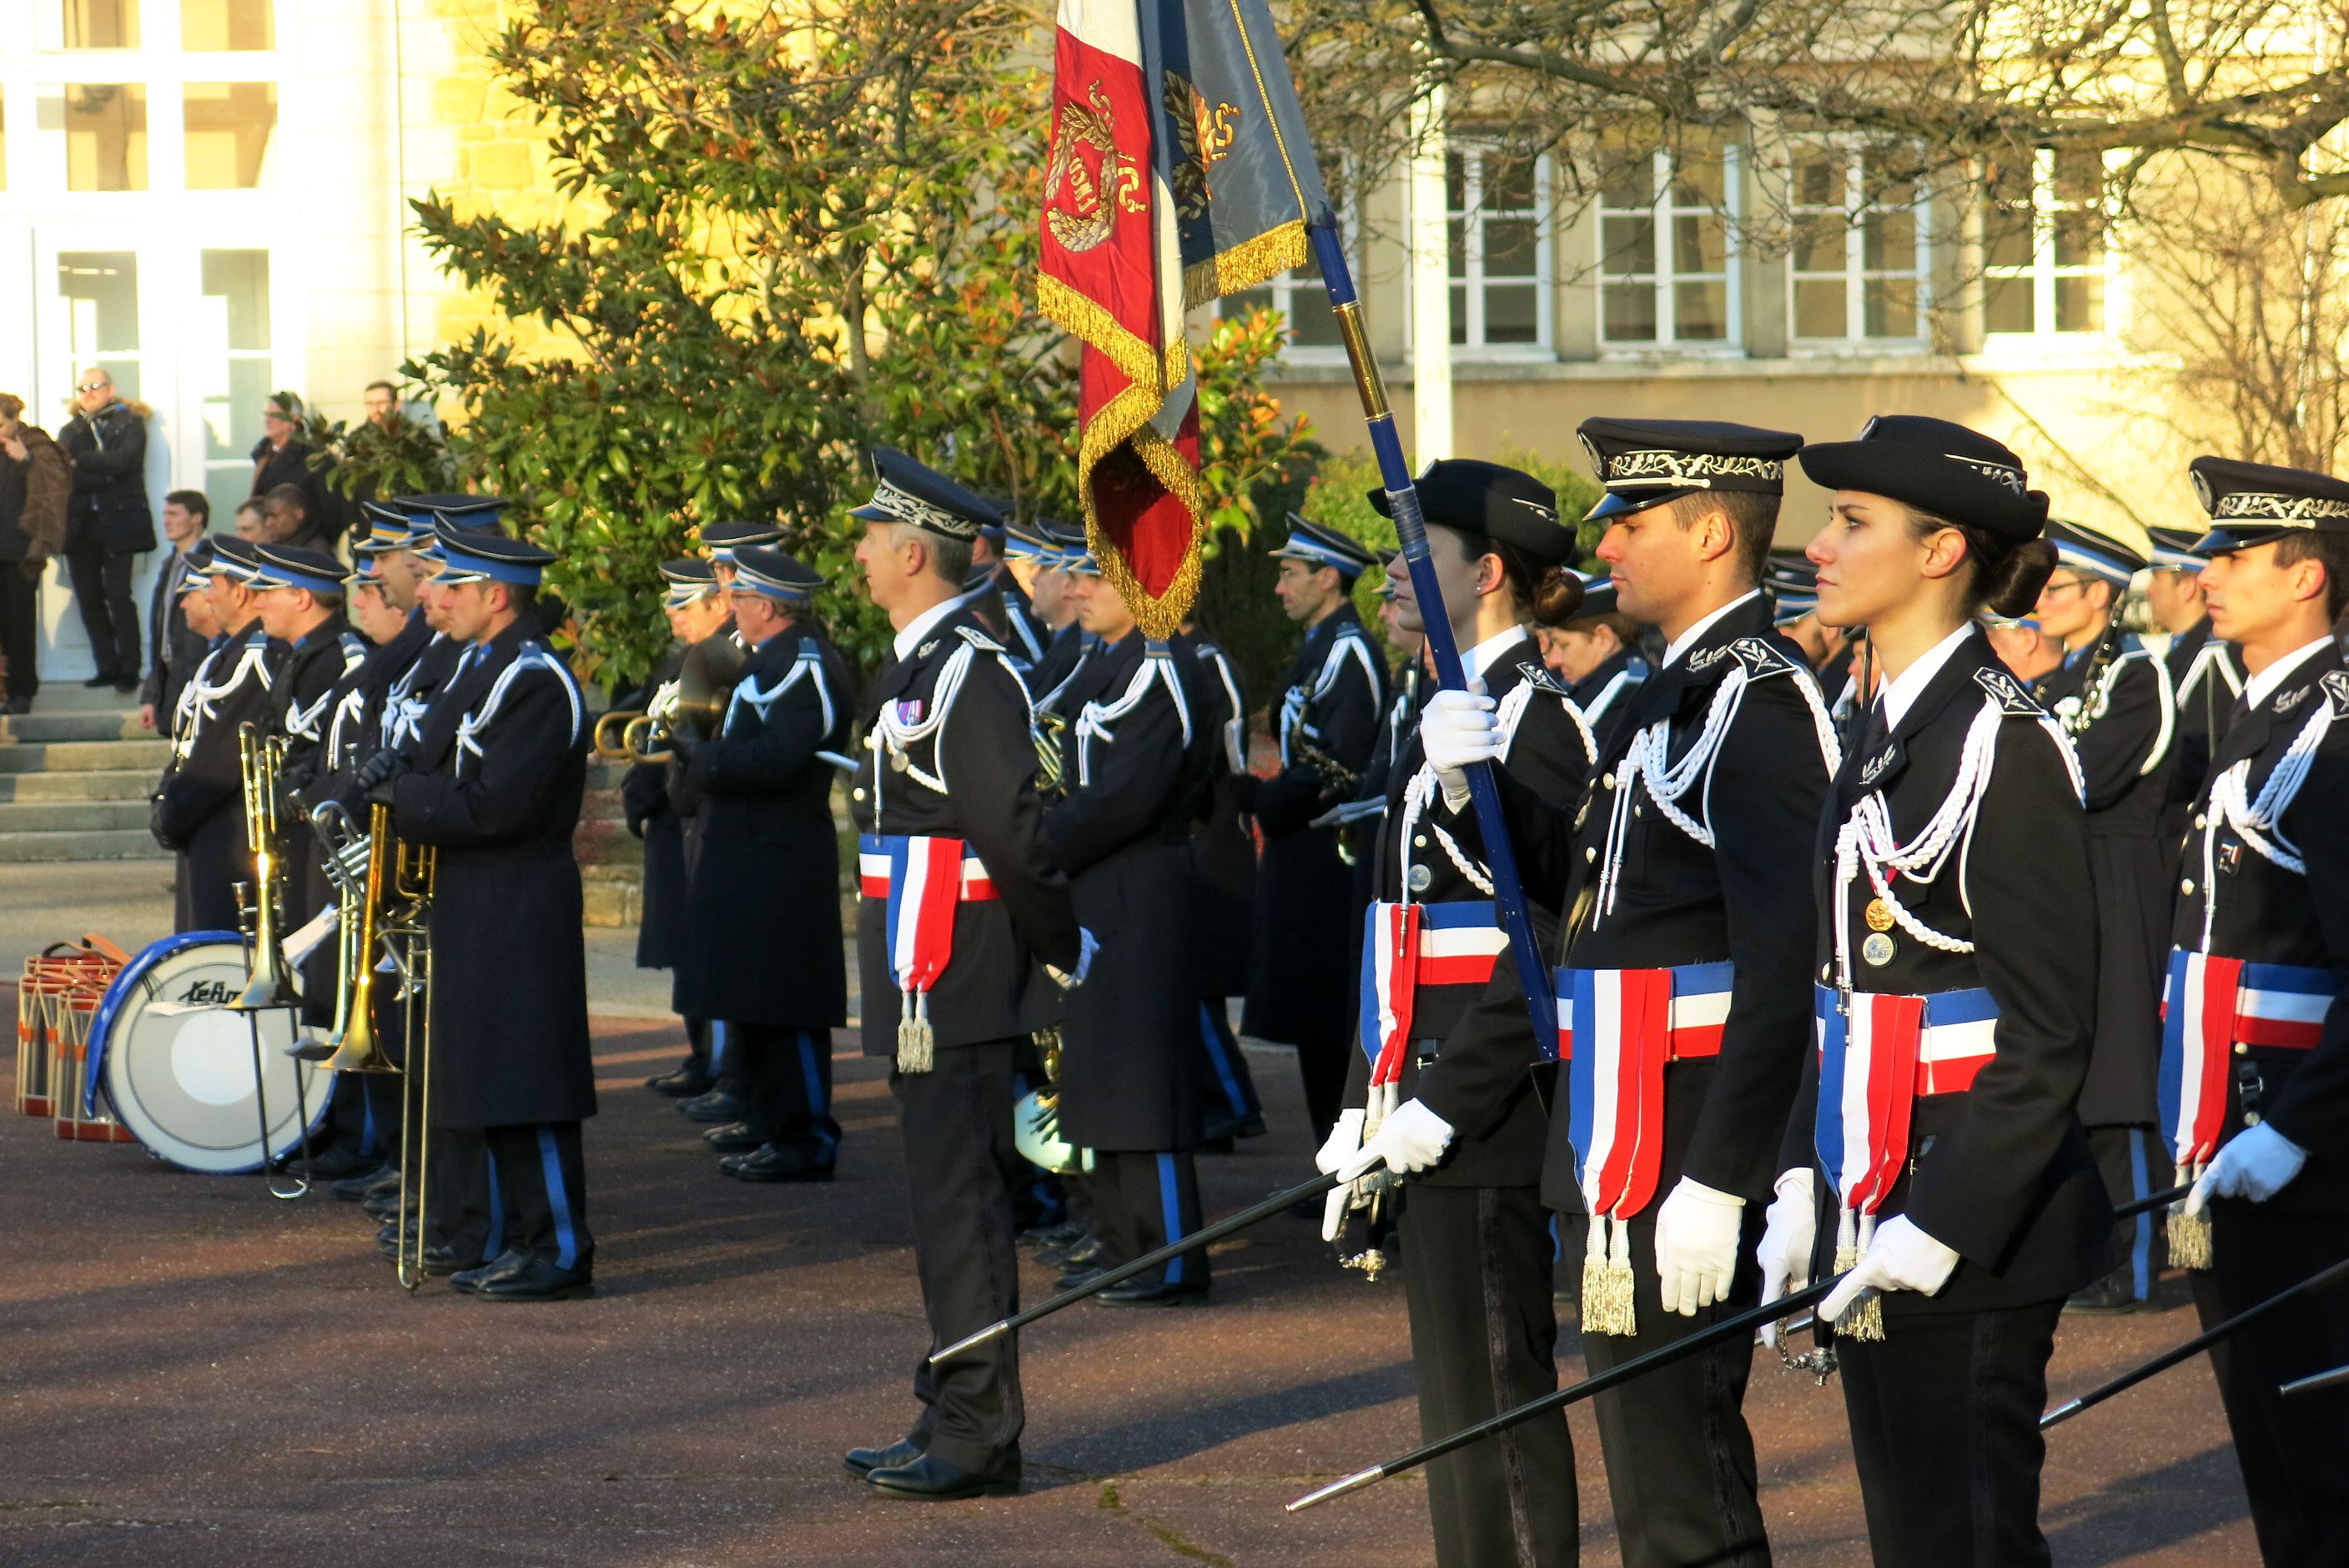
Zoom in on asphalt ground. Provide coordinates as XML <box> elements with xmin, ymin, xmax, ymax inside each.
<box><xmin>0</xmin><ymin>866</ymin><xmax>2259</xmax><ymax>1565</ymax></box>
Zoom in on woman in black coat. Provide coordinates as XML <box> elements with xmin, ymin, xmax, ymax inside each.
<box><xmin>1768</xmin><ymin>417</ymin><xmax>2118</xmax><ymax>1566</ymax></box>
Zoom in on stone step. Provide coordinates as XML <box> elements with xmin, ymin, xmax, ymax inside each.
<box><xmin>0</xmin><ymin>799</ymin><xmax>156</xmax><ymax>832</ymax></box>
<box><xmin>0</xmin><ymin>827</ymin><xmax>170</xmax><ymax>863</ymax></box>
<box><xmin>0</xmin><ymin>739</ymin><xmax>173</xmax><ymax>774</ymax></box>
<box><xmin>15</xmin><ymin>686</ymin><xmax>140</xmax><ymax>713</ymax></box>
<box><xmin>0</xmin><ymin>710</ymin><xmax>151</xmax><ymax>744</ymax></box>
<box><xmin>0</xmin><ymin>768</ymin><xmax>156</xmax><ymax>802</ymax></box>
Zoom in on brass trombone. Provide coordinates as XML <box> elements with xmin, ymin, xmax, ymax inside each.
<box><xmin>232</xmin><ymin>721</ymin><xmax>312</xmax><ymax>1199</ymax></box>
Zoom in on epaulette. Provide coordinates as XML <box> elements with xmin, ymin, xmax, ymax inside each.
<box><xmin>1728</xmin><ymin>637</ymin><xmax>1798</xmax><ymax>679</ymax></box>
<box><xmin>1975</xmin><ymin>666</ymin><xmax>2045</xmax><ymax>716</ymax></box>
<box><xmin>2324</xmin><ymin>670</ymin><xmax>2349</xmax><ymax>719</ymax></box>
<box><xmin>1517</xmin><ymin>661</ymin><xmax>1572</xmax><ymax>696</ymax></box>
<box><xmin>953</xmin><ymin>626</ymin><xmax>1006</xmax><ymax>655</ymax></box>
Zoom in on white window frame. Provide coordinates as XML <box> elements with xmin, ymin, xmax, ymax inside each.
<box><xmin>1597</xmin><ymin>145</ymin><xmax>1743</xmax><ymax>355</ymax></box>
<box><xmin>1982</xmin><ymin>147</ymin><xmax>2120</xmax><ymax>343</ymax></box>
<box><xmin>1220</xmin><ymin>196</ymin><xmax>1358</xmax><ymax>366</ymax></box>
<box><xmin>1786</xmin><ymin>143</ymin><xmax>1932</xmax><ymax>350</ymax></box>
<box><xmin>1442</xmin><ymin>143</ymin><xmax>1553</xmax><ymax>357</ymax></box>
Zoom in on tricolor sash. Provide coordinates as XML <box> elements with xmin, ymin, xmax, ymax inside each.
<box><xmin>858</xmin><ymin>833</ymin><xmax>998</xmax><ymax>1073</ymax></box>
<box><xmin>1557</xmin><ymin>962</ymin><xmax>1734</xmax><ymax>1222</ymax></box>
<box><xmin>1812</xmin><ymin>984</ymin><xmax>1997</xmax><ymax>1214</ymax></box>
<box><xmin>1356</xmin><ymin>900</ymin><xmax>1506</xmax><ymax>1088</ymax></box>
<box><xmin>2159</xmin><ymin>948</ymin><xmax>2333</xmax><ymax>1168</ymax></box>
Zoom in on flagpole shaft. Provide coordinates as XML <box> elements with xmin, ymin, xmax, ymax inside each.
<box><xmin>1305</xmin><ymin>211</ymin><xmax>1558</xmax><ymax>1053</ymax></box>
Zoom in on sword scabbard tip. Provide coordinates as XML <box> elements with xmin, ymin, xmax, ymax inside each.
<box><xmin>927</xmin><ymin>1323</ymin><xmax>1007</xmax><ymax>1365</ymax></box>
<box><xmin>1285</xmin><ymin>1466</ymin><xmax>1381</xmax><ymax>1512</ymax></box>
<box><xmin>2040</xmin><ymin>1400</ymin><xmax>2081</xmax><ymax>1430</ymax></box>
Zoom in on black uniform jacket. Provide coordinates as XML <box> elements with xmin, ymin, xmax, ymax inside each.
<box><xmin>295</xmin><ymin>620</ymin><xmax>420</xmax><ymax>1023</ymax></box>
<box><xmin>141</xmin><ymin>550</ymin><xmax>211</xmax><ymax>711</ymax></box>
<box><xmin>275</xmin><ymin>617</ymin><xmax>368</xmax><ymax>792</ymax></box>
<box><xmin>1537</xmin><ymin>594</ymin><xmax>1834</xmax><ymax>1212</ymax></box>
<box><xmin>1028</xmin><ymin>624</ymin><xmax>1090</xmax><ymax>712</ymax></box>
<box><xmin>2172</xmin><ymin>640</ymin><xmax>2349</xmax><ymax>1215</ymax></box>
<box><xmin>1244</xmin><ymin>602</ymin><xmax>1386</xmax><ymax>1044</ymax></box>
<box><xmin>2163</xmin><ymin>616</ymin><xmax>2245</xmax><ymax>833</ymax></box>
<box><xmin>621</xmin><ymin>646</ymin><xmax>689</xmax><ymax>972</ymax></box>
<box><xmin>1347</xmin><ymin>658</ymin><xmax>1426</xmax><ymax>883</ymax></box>
<box><xmin>1567</xmin><ymin>646</ymin><xmax>1649</xmax><ymax>756</ymax></box>
<box><xmin>1187</xmin><ymin>637</ymin><xmax>1257</xmax><ymax>999</ymax></box>
<box><xmin>996</xmin><ymin>570</ymin><xmax>1048</xmax><ymax>666</ymax></box>
<box><xmin>1793</xmin><ymin>627</ymin><xmax>2117</xmax><ymax>1314</ymax></box>
<box><xmin>673</xmin><ymin>623</ymin><xmax>853</xmax><ymax>1029</ymax></box>
<box><xmin>382</xmin><ymin>629</ymin><xmax>468</xmax><ymax>756</ymax></box>
<box><xmin>1044</xmin><ymin>631</ymin><xmax>1207</xmax><ymax>1150</ymax></box>
<box><xmin>850</xmin><ymin>608</ymin><xmax>1081</xmax><ymax>1057</ymax></box>
<box><xmin>1346</xmin><ymin>636</ymin><xmax>1597</xmax><ymax>1188</ymax></box>
<box><xmin>2033</xmin><ymin>626</ymin><xmax>2175</xmax><ymax>1126</ymax></box>
<box><xmin>153</xmin><ymin>625</ymin><xmax>284</xmax><ymax>850</ymax></box>
<box><xmin>390</xmin><ymin>621</ymin><xmax>595</xmax><ymax>1128</ymax></box>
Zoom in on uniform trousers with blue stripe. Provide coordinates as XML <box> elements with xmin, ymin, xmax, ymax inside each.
<box><xmin>733</xmin><ymin>1023</ymin><xmax>841</xmax><ymax>1166</ymax></box>
<box><xmin>1089</xmin><ymin>1149</ymin><xmax>1207</xmax><ymax>1291</ymax></box>
<box><xmin>481</xmin><ymin>1121</ymin><xmax>593</xmax><ymax>1271</ymax></box>
<box><xmin>1195</xmin><ymin>1000</ymin><xmax>1262</xmax><ymax>1131</ymax></box>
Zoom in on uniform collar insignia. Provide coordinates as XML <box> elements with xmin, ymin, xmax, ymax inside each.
<box><xmin>1859</xmin><ymin>739</ymin><xmax>1904</xmax><ymax>787</ymax></box>
<box><xmin>2326</xmin><ymin>670</ymin><xmax>2349</xmax><ymax>718</ymax></box>
<box><xmin>1974</xmin><ymin>666</ymin><xmax>2042</xmax><ymax>716</ymax></box>
<box><xmin>1729</xmin><ymin>637</ymin><xmax>1793</xmax><ymax>677</ymax></box>
<box><xmin>918</xmin><ymin>641</ymin><xmax>938</xmax><ymax>659</ymax></box>
<box><xmin>1686</xmin><ymin>642</ymin><xmax>1732</xmax><ymax>673</ymax></box>
<box><xmin>2273</xmin><ymin>683</ymin><xmax>2311</xmax><ymax>714</ymax></box>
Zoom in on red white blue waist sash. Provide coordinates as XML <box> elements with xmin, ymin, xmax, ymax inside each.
<box><xmin>1357</xmin><ymin>899</ymin><xmax>1506</xmax><ymax>1089</ymax></box>
<box><xmin>858</xmin><ymin>833</ymin><xmax>998</xmax><ymax>1004</ymax></box>
<box><xmin>2159</xmin><ymin>948</ymin><xmax>2333</xmax><ymax>1168</ymax></box>
<box><xmin>1559</xmin><ymin>962</ymin><xmax>1733</xmax><ymax>1223</ymax></box>
<box><xmin>1813</xmin><ymin>983</ymin><xmax>1996</xmax><ymax>1217</ymax></box>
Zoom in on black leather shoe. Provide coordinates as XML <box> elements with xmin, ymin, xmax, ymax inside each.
<box><xmin>1094</xmin><ymin>1277</ymin><xmax>1210</xmax><ymax>1308</ymax></box>
<box><xmin>722</xmin><ymin>1144</ymin><xmax>836</xmax><ymax>1184</ymax></box>
<box><xmin>1054</xmin><ymin>1266</ymin><xmax>1106</xmax><ymax>1293</ymax></box>
<box><xmin>113</xmin><ymin>677</ymin><xmax>138</xmax><ymax>696</ymax></box>
<box><xmin>1202</xmin><ymin>1111</ymin><xmax>1267</xmax><ymax>1143</ymax></box>
<box><xmin>844</xmin><ymin>1440</ymin><xmax>923</xmax><ymax>1478</ymax></box>
<box><xmin>865</xmin><ymin>1451</ymin><xmax>1020</xmax><ymax>1500</ymax></box>
<box><xmin>332</xmin><ymin>1164</ymin><xmax>392</xmax><ymax>1201</ymax></box>
<box><xmin>294</xmin><ymin>1144</ymin><xmax>380</xmax><ymax>1181</ymax></box>
<box><xmin>702</xmin><ymin>1121</ymin><xmax>765</xmax><ymax>1153</ymax></box>
<box><xmin>677</xmin><ymin>1088</ymin><xmax>746</xmax><ymax>1123</ymax></box>
<box><xmin>363</xmin><ymin>1192</ymin><xmax>410</xmax><ymax>1221</ymax></box>
<box><xmin>83</xmin><ymin>671</ymin><xmax>119</xmax><ymax>689</ymax></box>
<box><xmin>646</xmin><ymin>1063</ymin><xmax>717</xmax><ymax>1097</ymax></box>
<box><xmin>471</xmin><ymin>1254</ymin><xmax>595</xmax><ymax>1302</ymax></box>
<box><xmin>1033</xmin><ymin>1231</ymin><xmax>1094</xmax><ymax>1269</ymax></box>
<box><xmin>2066</xmin><ymin>1265</ymin><xmax>2143</xmax><ymax>1314</ymax></box>
<box><xmin>451</xmin><ymin>1249</ymin><xmax>525</xmax><ymax>1295</ymax></box>
<box><xmin>360</xmin><ymin>1164</ymin><xmax>404</xmax><ymax>1198</ymax></box>
<box><xmin>409</xmin><ymin>1244</ymin><xmax>481</xmax><ymax>1279</ymax></box>
<box><xmin>1020</xmin><ymin>1220</ymin><xmax>1085</xmax><ymax>1249</ymax></box>
<box><xmin>1063</xmin><ymin>1234</ymin><xmax>1105</xmax><ymax>1267</ymax></box>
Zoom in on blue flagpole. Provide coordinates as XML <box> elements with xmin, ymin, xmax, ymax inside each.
<box><xmin>1304</xmin><ymin>209</ymin><xmax>1559</xmax><ymax>1053</ymax></box>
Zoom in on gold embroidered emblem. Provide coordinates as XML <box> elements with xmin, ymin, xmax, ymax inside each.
<box><xmin>1163</xmin><ymin>70</ymin><xmax>1240</xmax><ymax>219</ymax></box>
<box><xmin>1045</xmin><ymin>82</ymin><xmax>1146</xmax><ymax>254</ymax></box>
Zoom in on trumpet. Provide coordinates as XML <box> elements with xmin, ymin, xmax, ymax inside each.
<box><xmin>591</xmin><ymin>635</ymin><xmax>746</xmax><ymax>763</ymax></box>
<box><xmin>232</xmin><ymin>722</ymin><xmax>299</xmax><ymax>1013</ymax></box>
<box><xmin>1033</xmin><ymin>708</ymin><xmax>1071</xmax><ymax>797</ymax></box>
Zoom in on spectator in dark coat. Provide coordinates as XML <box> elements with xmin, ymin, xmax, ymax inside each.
<box><xmin>249</xmin><ymin>390</ymin><xmax>343</xmax><ymax>538</ymax></box>
<box><xmin>260</xmin><ymin>483</ymin><xmax>333</xmax><ymax>550</ymax></box>
<box><xmin>0</xmin><ymin>393</ymin><xmax>70</xmax><ymax>713</ymax></box>
<box><xmin>57</xmin><ymin>367</ymin><xmax>156</xmax><ymax>691</ymax></box>
<box><xmin>139</xmin><ymin>490</ymin><xmax>214</xmax><ymax>731</ymax></box>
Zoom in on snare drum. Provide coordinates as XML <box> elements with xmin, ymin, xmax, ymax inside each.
<box><xmin>85</xmin><ymin>932</ymin><xmax>329</xmax><ymax>1174</ymax></box>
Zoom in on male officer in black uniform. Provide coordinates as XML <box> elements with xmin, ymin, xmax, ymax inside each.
<box><xmin>2163</xmin><ymin>456</ymin><xmax>2349</xmax><ymax>1565</ymax></box>
<box><xmin>701</xmin><ymin>520</ymin><xmax>786</xmax><ymax>588</ymax></box>
<box><xmin>1024</xmin><ymin>520</ymin><xmax>1094</xmax><ymax>703</ymax></box>
<box><xmin>673</xmin><ymin>546</ymin><xmax>853</xmax><ymax>1183</ymax></box>
<box><xmin>355</xmin><ymin>524</ymin><xmax>596</xmax><ymax>1302</ymax></box>
<box><xmin>153</xmin><ymin>537</ymin><xmax>287</xmax><ymax>932</ymax></box>
<box><xmin>841</xmin><ymin>449</ymin><xmax>1083</xmax><ymax>1501</ymax></box>
<box><xmin>1185</xmin><ymin>621</ymin><xmax>1265</xmax><ymax>1144</ymax></box>
<box><xmin>2025</xmin><ymin>520</ymin><xmax>2179</xmax><ymax>1310</ymax></box>
<box><xmin>1041</xmin><ymin>549</ymin><xmax>1209</xmax><ymax>1302</ymax></box>
<box><xmin>2145</xmin><ymin>522</ymin><xmax>2246</xmax><ymax>856</ymax></box>
<box><xmin>630</xmin><ymin>558</ymin><xmax>733</xmax><ymax>1098</ymax></box>
<box><xmin>1322</xmin><ymin>459</ymin><xmax>1592</xmax><ymax>1568</ymax></box>
<box><xmin>1549</xmin><ymin>419</ymin><xmax>1833</xmax><ymax>1568</ymax></box>
<box><xmin>1240</xmin><ymin>516</ymin><xmax>1386</xmax><ymax>1143</ymax></box>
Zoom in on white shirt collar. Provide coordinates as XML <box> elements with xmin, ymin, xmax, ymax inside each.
<box><xmin>1662</xmin><ymin>590</ymin><xmax>1761</xmax><ymax>669</ymax></box>
<box><xmin>1468</xmin><ymin>627</ymin><xmax>1527</xmax><ymax>681</ymax></box>
<box><xmin>2242</xmin><ymin>636</ymin><xmax>2334</xmax><ymax>711</ymax></box>
<box><xmin>1878</xmin><ymin>622</ymin><xmax>1977</xmax><ymax>730</ymax></box>
<box><xmin>891</xmin><ymin>596</ymin><xmax>964</xmax><ymax>663</ymax></box>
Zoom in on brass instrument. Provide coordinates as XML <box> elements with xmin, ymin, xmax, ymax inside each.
<box><xmin>590</xmin><ymin>636</ymin><xmax>746</xmax><ymax>764</ymax></box>
<box><xmin>232</xmin><ymin>723</ymin><xmax>300</xmax><ymax>1013</ymax></box>
<box><xmin>1032</xmin><ymin>708</ymin><xmax>1071</xmax><ymax>797</ymax></box>
<box><xmin>387</xmin><ymin>827</ymin><xmax>437</xmax><ymax>1291</ymax></box>
<box><xmin>1291</xmin><ymin>736</ymin><xmax>1361</xmax><ymax>799</ymax></box>
<box><xmin>307</xmin><ymin>802</ymin><xmax>395</xmax><ymax>1074</ymax></box>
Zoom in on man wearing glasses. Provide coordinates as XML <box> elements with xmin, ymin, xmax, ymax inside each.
<box><xmin>58</xmin><ymin>368</ymin><xmax>156</xmax><ymax>693</ymax></box>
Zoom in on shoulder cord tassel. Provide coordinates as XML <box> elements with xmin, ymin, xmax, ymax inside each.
<box><xmin>1832</xmin><ymin>1208</ymin><xmax>1886</xmax><ymax>1342</ymax></box>
<box><xmin>1579</xmin><ymin>1214</ymin><xmax>1640</xmax><ymax>1338</ymax></box>
<box><xmin>2166</xmin><ymin>1160</ymin><xmax>2212</xmax><ymax>1269</ymax></box>
<box><xmin>896</xmin><ymin>988</ymin><xmax>934</xmax><ymax>1074</ymax></box>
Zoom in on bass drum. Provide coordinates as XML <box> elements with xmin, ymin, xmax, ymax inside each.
<box><xmin>84</xmin><ymin>932</ymin><xmax>330</xmax><ymax>1174</ymax></box>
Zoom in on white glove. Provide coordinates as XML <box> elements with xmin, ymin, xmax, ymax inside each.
<box><xmin>1044</xmin><ymin>927</ymin><xmax>1100</xmax><ymax>991</ymax></box>
<box><xmin>1418</xmin><ymin>684</ymin><xmax>1501</xmax><ymax>812</ymax></box>
<box><xmin>1339</xmin><ymin>1098</ymin><xmax>1455</xmax><ymax>1182</ymax></box>
<box><xmin>1818</xmin><ymin>1213</ymin><xmax>1960</xmax><ymax>1325</ymax></box>
<box><xmin>1755</xmin><ymin>1168</ymin><xmax>1816</xmax><ymax>1348</ymax></box>
<box><xmin>1652</xmin><ymin>1176</ymin><xmax>1747</xmax><ymax>1317</ymax></box>
<box><xmin>1317</xmin><ymin>1110</ymin><xmax>1367</xmax><ymax>1242</ymax></box>
<box><xmin>2186</xmin><ymin>1121</ymin><xmax>2309</xmax><ymax>1214</ymax></box>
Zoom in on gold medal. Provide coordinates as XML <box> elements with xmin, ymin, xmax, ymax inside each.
<box><xmin>1861</xmin><ymin>932</ymin><xmax>1896</xmax><ymax>967</ymax></box>
<box><xmin>1864</xmin><ymin>898</ymin><xmax>1895</xmax><ymax>932</ymax></box>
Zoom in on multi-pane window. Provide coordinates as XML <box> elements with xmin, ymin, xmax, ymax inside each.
<box><xmin>197</xmin><ymin>249</ymin><xmax>274</xmax><ymax>517</ymax></box>
<box><xmin>1599</xmin><ymin>148</ymin><xmax>1738</xmax><ymax>348</ymax></box>
<box><xmin>182</xmin><ymin>0</ymin><xmax>274</xmax><ymax>51</ymax></box>
<box><xmin>184</xmin><ymin>81</ymin><xmax>276</xmax><ymax>188</ymax></box>
<box><xmin>1790</xmin><ymin>148</ymin><xmax>1929</xmax><ymax>343</ymax></box>
<box><xmin>1446</xmin><ymin>148</ymin><xmax>1550</xmax><ymax>348</ymax></box>
<box><xmin>1984</xmin><ymin>150</ymin><xmax>2107</xmax><ymax>335</ymax></box>
<box><xmin>58</xmin><ymin>252</ymin><xmax>143</xmax><ymax>402</ymax></box>
<box><xmin>1223</xmin><ymin>244</ymin><xmax>1343</xmax><ymax>351</ymax></box>
<box><xmin>62</xmin><ymin>0</ymin><xmax>140</xmax><ymax>49</ymax></box>
<box><xmin>63</xmin><ymin>83</ymin><xmax>148</xmax><ymax>192</ymax></box>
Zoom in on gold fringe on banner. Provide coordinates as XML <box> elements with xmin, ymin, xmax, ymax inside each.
<box><xmin>1182</xmin><ymin>220</ymin><xmax>1310</xmax><ymax>312</ymax></box>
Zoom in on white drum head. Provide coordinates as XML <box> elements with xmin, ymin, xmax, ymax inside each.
<box><xmin>94</xmin><ymin>935</ymin><xmax>330</xmax><ymax>1173</ymax></box>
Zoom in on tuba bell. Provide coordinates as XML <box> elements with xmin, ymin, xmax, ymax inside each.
<box><xmin>597</xmin><ymin>634</ymin><xmax>747</xmax><ymax>764</ymax></box>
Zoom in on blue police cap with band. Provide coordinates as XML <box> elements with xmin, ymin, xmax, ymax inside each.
<box><xmin>1040</xmin><ymin>519</ymin><xmax>1089</xmax><ymax>570</ymax></box>
<box><xmin>659</xmin><ymin>557</ymin><xmax>717</xmax><ymax>609</ymax></box>
<box><xmin>1270</xmin><ymin>513</ymin><xmax>1378</xmax><ymax>580</ymax></box>
<box><xmin>210</xmin><ymin>536</ymin><xmax>267</xmax><ymax>586</ymax></box>
<box><xmin>1763</xmin><ymin>554</ymin><xmax>1820</xmax><ymax>624</ymax></box>
<box><xmin>1578</xmin><ymin>418</ymin><xmax>1803</xmax><ymax>524</ymax></box>
<box><xmin>1003</xmin><ymin>517</ymin><xmax>1059</xmax><ymax>565</ymax></box>
<box><xmin>429</xmin><ymin>520</ymin><xmax>553</xmax><ymax>587</ymax></box>
<box><xmin>730</xmin><ymin>545</ymin><xmax>822</xmax><ymax>602</ymax></box>
<box><xmin>2044</xmin><ymin>517</ymin><xmax>2145</xmax><ymax>589</ymax></box>
<box><xmin>179</xmin><ymin>538</ymin><xmax>222</xmax><ymax>591</ymax></box>
<box><xmin>2143</xmin><ymin>524</ymin><xmax>2206</xmax><ymax>574</ymax></box>
<box><xmin>248</xmin><ymin>543</ymin><xmax>350</xmax><ymax>597</ymax></box>
<box><xmin>702</xmin><ymin>520</ymin><xmax>787</xmax><ymax>564</ymax></box>
<box><xmin>851</xmin><ymin>447</ymin><xmax>1003</xmax><ymax>540</ymax></box>
<box><xmin>2186</xmin><ymin>455</ymin><xmax>2349</xmax><ymax>555</ymax></box>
